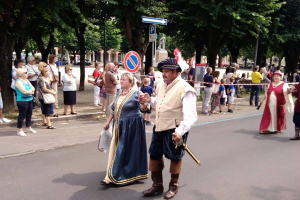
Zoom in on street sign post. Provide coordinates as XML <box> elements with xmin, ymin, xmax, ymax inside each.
<box><xmin>149</xmin><ymin>24</ymin><xmax>156</xmax><ymax>42</ymax></box>
<box><xmin>124</xmin><ymin>51</ymin><xmax>141</xmax><ymax>73</ymax></box>
<box><xmin>142</xmin><ymin>16</ymin><xmax>167</xmax><ymax>25</ymax></box>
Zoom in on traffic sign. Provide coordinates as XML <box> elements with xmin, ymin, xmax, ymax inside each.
<box><xmin>142</xmin><ymin>16</ymin><xmax>167</xmax><ymax>25</ymax></box>
<box><xmin>124</xmin><ymin>51</ymin><xmax>141</xmax><ymax>73</ymax></box>
<box><xmin>149</xmin><ymin>24</ymin><xmax>156</xmax><ymax>42</ymax></box>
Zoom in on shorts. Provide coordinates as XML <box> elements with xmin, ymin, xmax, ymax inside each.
<box><xmin>189</xmin><ymin>68</ymin><xmax>195</xmax><ymax>76</ymax></box>
<box><xmin>145</xmin><ymin>104</ymin><xmax>152</xmax><ymax>114</ymax></box>
<box><xmin>228</xmin><ymin>96</ymin><xmax>235</xmax><ymax>104</ymax></box>
<box><xmin>0</xmin><ymin>92</ymin><xmax>3</xmax><ymax>109</ymax></box>
<box><xmin>220</xmin><ymin>97</ymin><xmax>225</xmax><ymax>105</ymax></box>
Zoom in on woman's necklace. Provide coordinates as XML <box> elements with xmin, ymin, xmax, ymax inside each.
<box><xmin>121</xmin><ymin>89</ymin><xmax>131</xmax><ymax>96</ymax></box>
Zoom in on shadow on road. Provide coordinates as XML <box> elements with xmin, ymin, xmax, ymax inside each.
<box><xmin>52</xmin><ymin>172</ymin><xmax>149</xmax><ymax>200</ymax></box>
<box><xmin>250</xmin><ymin>185</ymin><xmax>300</xmax><ymax>200</ymax></box>
<box><xmin>233</xmin><ymin>129</ymin><xmax>291</xmax><ymax>143</ymax></box>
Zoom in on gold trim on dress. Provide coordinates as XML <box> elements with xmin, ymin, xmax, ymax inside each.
<box><xmin>108</xmin><ymin>89</ymin><xmax>148</xmax><ymax>184</ymax></box>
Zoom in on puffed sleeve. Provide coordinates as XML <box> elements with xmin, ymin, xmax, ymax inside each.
<box><xmin>283</xmin><ymin>83</ymin><xmax>294</xmax><ymax>113</ymax></box>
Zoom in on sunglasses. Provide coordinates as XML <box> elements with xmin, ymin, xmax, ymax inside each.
<box><xmin>23</xmin><ymin>72</ymin><xmax>27</xmax><ymax>74</ymax></box>
<box><xmin>33</xmin><ymin>60</ymin><xmax>36</xmax><ymax>61</ymax></box>
<box><xmin>68</xmin><ymin>69</ymin><xmax>72</xmax><ymax>71</ymax></box>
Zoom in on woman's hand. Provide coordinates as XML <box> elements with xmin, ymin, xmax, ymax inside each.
<box><xmin>103</xmin><ymin>122</ymin><xmax>110</xmax><ymax>130</ymax></box>
<box><xmin>51</xmin><ymin>90</ymin><xmax>57</xmax><ymax>95</ymax></box>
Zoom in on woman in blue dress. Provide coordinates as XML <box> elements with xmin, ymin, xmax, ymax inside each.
<box><xmin>101</xmin><ymin>72</ymin><xmax>148</xmax><ymax>186</ymax></box>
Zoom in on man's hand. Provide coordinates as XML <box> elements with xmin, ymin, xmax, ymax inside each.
<box><xmin>172</xmin><ymin>132</ymin><xmax>182</xmax><ymax>143</ymax></box>
<box><xmin>139</xmin><ymin>93</ymin><xmax>151</xmax><ymax>104</ymax></box>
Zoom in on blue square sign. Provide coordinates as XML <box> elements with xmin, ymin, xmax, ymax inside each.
<box><xmin>150</xmin><ymin>25</ymin><xmax>156</xmax><ymax>34</ymax></box>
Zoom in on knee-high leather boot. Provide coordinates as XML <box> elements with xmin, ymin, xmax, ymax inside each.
<box><xmin>142</xmin><ymin>158</ymin><xmax>164</xmax><ymax>196</ymax></box>
<box><xmin>290</xmin><ymin>127</ymin><xmax>300</xmax><ymax>140</ymax></box>
<box><xmin>164</xmin><ymin>160</ymin><xmax>182</xmax><ymax>199</ymax></box>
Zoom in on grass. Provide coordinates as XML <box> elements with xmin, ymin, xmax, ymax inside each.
<box><xmin>4</xmin><ymin>113</ymin><xmax>18</xmax><ymax>120</ymax></box>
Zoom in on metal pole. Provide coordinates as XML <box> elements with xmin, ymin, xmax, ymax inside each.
<box><xmin>104</xmin><ymin>21</ymin><xmax>106</xmax><ymax>68</ymax></box>
<box><xmin>254</xmin><ymin>32</ymin><xmax>259</xmax><ymax>67</ymax></box>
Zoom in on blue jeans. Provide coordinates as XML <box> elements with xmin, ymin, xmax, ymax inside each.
<box><xmin>250</xmin><ymin>85</ymin><xmax>260</xmax><ymax>106</ymax></box>
<box><xmin>40</xmin><ymin>102</ymin><xmax>54</xmax><ymax>114</ymax></box>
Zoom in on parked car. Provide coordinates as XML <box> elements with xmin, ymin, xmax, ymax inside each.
<box><xmin>239</xmin><ymin>64</ymin><xmax>245</xmax><ymax>69</ymax></box>
<box><xmin>246</xmin><ymin>63</ymin><xmax>254</xmax><ymax>69</ymax></box>
<box><xmin>75</xmin><ymin>59</ymin><xmax>92</xmax><ymax>66</ymax></box>
<box><xmin>62</xmin><ymin>59</ymin><xmax>69</xmax><ymax>65</ymax></box>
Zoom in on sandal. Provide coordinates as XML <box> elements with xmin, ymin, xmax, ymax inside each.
<box><xmin>71</xmin><ymin>112</ymin><xmax>77</xmax><ymax>115</ymax></box>
<box><xmin>52</xmin><ymin>114</ymin><xmax>59</xmax><ymax>117</ymax></box>
<box><xmin>42</xmin><ymin>123</ymin><xmax>47</xmax><ymax>126</ymax></box>
<box><xmin>47</xmin><ymin>125</ymin><xmax>56</xmax><ymax>129</ymax></box>
<box><xmin>100</xmin><ymin>180</ymin><xmax>113</xmax><ymax>186</ymax></box>
<box><xmin>63</xmin><ymin>112</ymin><xmax>68</xmax><ymax>115</ymax></box>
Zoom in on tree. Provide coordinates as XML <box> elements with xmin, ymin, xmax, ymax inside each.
<box><xmin>168</xmin><ymin>0</ymin><xmax>282</xmax><ymax>70</ymax></box>
<box><xmin>113</xmin><ymin>0</ymin><xmax>168</xmax><ymax>73</ymax></box>
<box><xmin>0</xmin><ymin>0</ymin><xmax>34</xmax><ymax>112</ymax></box>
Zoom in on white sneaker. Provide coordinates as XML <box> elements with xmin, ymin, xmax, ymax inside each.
<box><xmin>27</xmin><ymin>128</ymin><xmax>37</xmax><ymax>133</ymax></box>
<box><xmin>1</xmin><ymin>118</ymin><xmax>11</xmax><ymax>123</ymax></box>
<box><xmin>17</xmin><ymin>131</ymin><xmax>27</xmax><ymax>137</ymax></box>
<box><xmin>55</xmin><ymin>105</ymin><xmax>59</xmax><ymax>109</ymax></box>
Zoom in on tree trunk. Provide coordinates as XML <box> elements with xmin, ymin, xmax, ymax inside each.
<box><xmin>269</xmin><ymin>57</ymin><xmax>272</xmax><ymax>66</ymax></box>
<box><xmin>14</xmin><ymin>37</ymin><xmax>27</xmax><ymax>62</ymax></box>
<box><xmin>244</xmin><ymin>58</ymin><xmax>247</xmax><ymax>68</ymax></box>
<box><xmin>0</xmin><ymin>0</ymin><xmax>32</xmax><ymax>113</ymax></box>
<box><xmin>32</xmin><ymin>32</ymin><xmax>54</xmax><ymax>62</ymax></box>
<box><xmin>283</xmin><ymin>40</ymin><xmax>300</xmax><ymax>81</ymax></box>
<box><xmin>227</xmin><ymin>44</ymin><xmax>240</xmax><ymax>63</ymax></box>
<box><xmin>257</xmin><ymin>42</ymin><xmax>268</xmax><ymax>67</ymax></box>
<box><xmin>0</xmin><ymin>39</ymin><xmax>15</xmax><ymax>113</ymax></box>
<box><xmin>218</xmin><ymin>54</ymin><xmax>222</xmax><ymax>68</ymax></box>
<box><xmin>195</xmin><ymin>43</ymin><xmax>203</xmax><ymax>63</ymax></box>
<box><xmin>76</xmin><ymin>24</ymin><xmax>87</xmax><ymax>91</ymax></box>
<box><xmin>207</xmin><ymin>48</ymin><xmax>218</xmax><ymax>70</ymax></box>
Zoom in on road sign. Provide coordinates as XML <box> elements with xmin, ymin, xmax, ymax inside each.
<box><xmin>124</xmin><ymin>51</ymin><xmax>141</xmax><ymax>73</ymax></box>
<box><xmin>149</xmin><ymin>24</ymin><xmax>156</xmax><ymax>42</ymax></box>
<box><xmin>142</xmin><ymin>16</ymin><xmax>167</xmax><ymax>25</ymax></box>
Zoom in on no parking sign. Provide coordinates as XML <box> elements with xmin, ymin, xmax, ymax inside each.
<box><xmin>124</xmin><ymin>51</ymin><xmax>141</xmax><ymax>73</ymax></box>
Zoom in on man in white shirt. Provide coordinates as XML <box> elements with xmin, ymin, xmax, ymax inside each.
<box><xmin>140</xmin><ymin>58</ymin><xmax>197</xmax><ymax>199</ymax></box>
<box><xmin>25</xmin><ymin>56</ymin><xmax>39</xmax><ymax>108</ymax></box>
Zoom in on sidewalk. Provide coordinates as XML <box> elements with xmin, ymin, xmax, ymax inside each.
<box><xmin>0</xmin><ymin>97</ymin><xmax>264</xmax><ymax>159</ymax></box>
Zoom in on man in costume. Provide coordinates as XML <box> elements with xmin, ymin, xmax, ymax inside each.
<box><xmin>139</xmin><ymin>58</ymin><xmax>197</xmax><ymax>199</ymax></box>
<box><xmin>291</xmin><ymin>82</ymin><xmax>300</xmax><ymax>140</ymax></box>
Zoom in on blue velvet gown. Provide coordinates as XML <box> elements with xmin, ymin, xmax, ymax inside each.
<box><xmin>104</xmin><ymin>89</ymin><xmax>148</xmax><ymax>186</ymax></box>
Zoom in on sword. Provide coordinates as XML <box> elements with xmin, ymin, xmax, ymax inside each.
<box><xmin>172</xmin><ymin>134</ymin><xmax>201</xmax><ymax>166</ymax></box>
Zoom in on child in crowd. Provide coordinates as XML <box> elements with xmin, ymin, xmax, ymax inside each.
<box><xmin>218</xmin><ymin>79</ymin><xmax>226</xmax><ymax>113</ymax></box>
<box><xmin>227</xmin><ymin>77</ymin><xmax>235</xmax><ymax>113</ymax></box>
<box><xmin>141</xmin><ymin>78</ymin><xmax>155</xmax><ymax>125</ymax></box>
<box><xmin>146</xmin><ymin>67</ymin><xmax>155</xmax><ymax>90</ymax></box>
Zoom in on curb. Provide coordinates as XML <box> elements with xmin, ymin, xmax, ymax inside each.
<box><xmin>0</xmin><ymin>112</ymin><xmax>106</xmax><ymax>128</ymax></box>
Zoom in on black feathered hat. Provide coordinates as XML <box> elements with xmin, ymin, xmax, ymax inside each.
<box><xmin>157</xmin><ymin>58</ymin><xmax>182</xmax><ymax>72</ymax></box>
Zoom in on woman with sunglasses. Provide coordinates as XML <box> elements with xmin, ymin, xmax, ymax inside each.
<box><xmin>62</xmin><ymin>65</ymin><xmax>77</xmax><ymax>115</ymax></box>
<box><xmin>15</xmin><ymin>68</ymin><xmax>36</xmax><ymax>136</ymax></box>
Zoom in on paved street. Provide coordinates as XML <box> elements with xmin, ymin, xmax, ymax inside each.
<box><xmin>1</xmin><ymin>111</ymin><xmax>300</xmax><ymax>200</ymax></box>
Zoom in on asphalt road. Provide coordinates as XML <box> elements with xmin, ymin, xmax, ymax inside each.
<box><xmin>1</xmin><ymin>113</ymin><xmax>300</xmax><ymax>200</ymax></box>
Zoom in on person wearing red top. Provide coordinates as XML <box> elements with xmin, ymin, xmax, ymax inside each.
<box><xmin>291</xmin><ymin>83</ymin><xmax>300</xmax><ymax>140</ymax></box>
<box><xmin>93</xmin><ymin>63</ymin><xmax>102</xmax><ymax>107</ymax></box>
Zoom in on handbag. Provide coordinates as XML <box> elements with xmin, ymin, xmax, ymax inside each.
<box><xmin>48</xmin><ymin>64</ymin><xmax>58</xmax><ymax>82</ymax></box>
<box><xmin>43</xmin><ymin>93</ymin><xmax>55</xmax><ymax>104</ymax></box>
<box><xmin>95</xmin><ymin>74</ymin><xmax>103</xmax><ymax>88</ymax></box>
<box><xmin>212</xmin><ymin>84</ymin><xmax>220</xmax><ymax>94</ymax></box>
